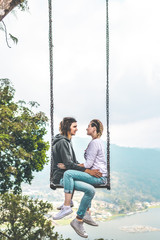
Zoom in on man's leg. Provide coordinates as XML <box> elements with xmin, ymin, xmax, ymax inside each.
<box><xmin>74</xmin><ymin>180</ymin><xmax>95</xmax><ymax>219</ymax></box>
<box><xmin>53</xmin><ymin>176</ymin><xmax>74</xmax><ymax>220</ymax></box>
<box><xmin>57</xmin><ymin>195</ymin><xmax>74</xmax><ymax>210</ymax></box>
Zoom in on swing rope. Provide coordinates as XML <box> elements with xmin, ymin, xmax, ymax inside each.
<box><xmin>48</xmin><ymin>0</ymin><xmax>110</xmax><ymax>190</ymax></box>
<box><xmin>48</xmin><ymin>0</ymin><xmax>54</xmax><ymax>185</ymax></box>
<box><xmin>106</xmin><ymin>0</ymin><xmax>110</xmax><ymax>190</ymax></box>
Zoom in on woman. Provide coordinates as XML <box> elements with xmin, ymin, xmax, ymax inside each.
<box><xmin>53</xmin><ymin>118</ymin><xmax>107</xmax><ymax>238</ymax></box>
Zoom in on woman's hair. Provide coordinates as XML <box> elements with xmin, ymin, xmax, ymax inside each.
<box><xmin>59</xmin><ymin>117</ymin><xmax>77</xmax><ymax>137</ymax></box>
<box><xmin>90</xmin><ymin>119</ymin><xmax>103</xmax><ymax>137</ymax></box>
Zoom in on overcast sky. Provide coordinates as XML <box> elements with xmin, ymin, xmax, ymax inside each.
<box><xmin>0</xmin><ymin>0</ymin><xmax>160</xmax><ymax>148</ymax></box>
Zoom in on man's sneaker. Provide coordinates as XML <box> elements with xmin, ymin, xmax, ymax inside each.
<box><xmin>70</xmin><ymin>218</ymin><xmax>88</xmax><ymax>238</ymax></box>
<box><xmin>57</xmin><ymin>200</ymin><xmax>74</xmax><ymax>210</ymax></box>
<box><xmin>53</xmin><ymin>206</ymin><xmax>73</xmax><ymax>220</ymax></box>
<box><xmin>83</xmin><ymin>211</ymin><xmax>98</xmax><ymax>226</ymax></box>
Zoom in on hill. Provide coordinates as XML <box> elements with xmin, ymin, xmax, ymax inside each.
<box><xmin>22</xmin><ymin>137</ymin><xmax>160</xmax><ymax>204</ymax></box>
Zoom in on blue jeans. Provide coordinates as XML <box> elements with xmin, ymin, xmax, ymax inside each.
<box><xmin>60</xmin><ymin>170</ymin><xmax>107</xmax><ymax>219</ymax></box>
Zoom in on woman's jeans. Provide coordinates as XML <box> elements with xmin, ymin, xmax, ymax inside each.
<box><xmin>60</xmin><ymin>170</ymin><xmax>107</xmax><ymax>219</ymax></box>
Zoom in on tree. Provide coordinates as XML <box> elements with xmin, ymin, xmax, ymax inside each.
<box><xmin>0</xmin><ymin>0</ymin><xmax>28</xmax><ymax>22</ymax></box>
<box><xmin>0</xmin><ymin>193</ymin><xmax>67</xmax><ymax>240</ymax></box>
<box><xmin>0</xmin><ymin>79</ymin><xmax>49</xmax><ymax>193</ymax></box>
<box><xmin>0</xmin><ymin>1</ymin><xmax>29</xmax><ymax>47</ymax></box>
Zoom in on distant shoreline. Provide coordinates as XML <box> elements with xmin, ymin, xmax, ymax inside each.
<box><xmin>54</xmin><ymin>206</ymin><xmax>160</xmax><ymax>240</ymax></box>
<box><xmin>120</xmin><ymin>225</ymin><xmax>160</xmax><ymax>233</ymax></box>
<box><xmin>52</xmin><ymin>204</ymin><xmax>160</xmax><ymax>226</ymax></box>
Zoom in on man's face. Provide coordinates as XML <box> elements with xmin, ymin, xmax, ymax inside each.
<box><xmin>70</xmin><ymin>122</ymin><xmax>78</xmax><ymax>136</ymax></box>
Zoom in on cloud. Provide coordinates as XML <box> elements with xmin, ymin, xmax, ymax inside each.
<box><xmin>110</xmin><ymin>117</ymin><xmax>160</xmax><ymax>148</ymax></box>
<box><xmin>1</xmin><ymin>0</ymin><xmax>160</xmax><ymax>147</ymax></box>
<box><xmin>109</xmin><ymin>0</ymin><xmax>160</xmax><ymax>124</ymax></box>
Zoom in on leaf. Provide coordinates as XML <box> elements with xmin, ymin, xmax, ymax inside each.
<box><xmin>29</xmin><ymin>101</ymin><xmax>40</xmax><ymax>108</ymax></box>
<box><xmin>9</xmin><ymin>33</ymin><xmax>18</xmax><ymax>44</ymax></box>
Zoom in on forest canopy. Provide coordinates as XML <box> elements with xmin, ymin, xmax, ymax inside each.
<box><xmin>0</xmin><ymin>79</ymin><xmax>49</xmax><ymax>193</ymax></box>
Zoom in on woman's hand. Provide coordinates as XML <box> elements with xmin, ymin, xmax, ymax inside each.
<box><xmin>85</xmin><ymin>169</ymin><xmax>102</xmax><ymax>178</ymax></box>
<box><xmin>57</xmin><ymin>163</ymin><xmax>66</xmax><ymax>169</ymax></box>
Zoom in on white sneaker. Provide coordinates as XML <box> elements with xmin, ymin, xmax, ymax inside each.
<box><xmin>70</xmin><ymin>218</ymin><xmax>88</xmax><ymax>238</ymax></box>
<box><xmin>83</xmin><ymin>211</ymin><xmax>98</xmax><ymax>226</ymax></box>
<box><xmin>57</xmin><ymin>200</ymin><xmax>74</xmax><ymax>210</ymax></box>
<box><xmin>53</xmin><ymin>206</ymin><xmax>73</xmax><ymax>220</ymax></box>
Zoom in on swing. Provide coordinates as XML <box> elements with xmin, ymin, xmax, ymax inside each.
<box><xmin>48</xmin><ymin>0</ymin><xmax>110</xmax><ymax>190</ymax></box>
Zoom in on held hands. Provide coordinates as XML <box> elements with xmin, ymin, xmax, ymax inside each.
<box><xmin>85</xmin><ymin>169</ymin><xmax>102</xmax><ymax>178</ymax></box>
<box><xmin>57</xmin><ymin>163</ymin><xmax>66</xmax><ymax>169</ymax></box>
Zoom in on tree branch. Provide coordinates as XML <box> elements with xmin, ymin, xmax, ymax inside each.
<box><xmin>0</xmin><ymin>231</ymin><xmax>11</xmax><ymax>239</ymax></box>
<box><xmin>1</xmin><ymin>20</ymin><xmax>11</xmax><ymax>48</ymax></box>
<box><xmin>0</xmin><ymin>0</ymin><xmax>23</xmax><ymax>21</ymax></box>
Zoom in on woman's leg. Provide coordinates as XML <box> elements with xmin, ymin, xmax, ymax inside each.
<box><xmin>63</xmin><ymin>169</ymin><xmax>106</xmax><ymax>187</ymax></box>
<box><xmin>62</xmin><ymin>170</ymin><xmax>105</xmax><ymax>217</ymax></box>
<box><xmin>62</xmin><ymin>170</ymin><xmax>96</xmax><ymax>218</ymax></box>
<box><xmin>70</xmin><ymin>180</ymin><xmax>95</xmax><ymax>238</ymax></box>
<box><xmin>74</xmin><ymin>180</ymin><xmax>95</xmax><ymax>219</ymax></box>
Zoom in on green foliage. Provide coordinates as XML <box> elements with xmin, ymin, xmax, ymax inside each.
<box><xmin>9</xmin><ymin>34</ymin><xmax>18</xmax><ymax>45</ymax></box>
<box><xmin>0</xmin><ymin>193</ymin><xmax>66</xmax><ymax>240</ymax></box>
<box><xmin>0</xmin><ymin>79</ymin><xmax>50</xmax><ymax>194</ymax></box>
<box><xmin>18</xmin><ymin>0</ymin><xmax>29</xmax><ymax>11</ymax></box>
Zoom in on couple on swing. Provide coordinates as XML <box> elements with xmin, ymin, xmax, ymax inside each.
<box><xmin>52</xmin><ymin>117</ymin><xmax>107</xmax><ymax>238</ymax></box>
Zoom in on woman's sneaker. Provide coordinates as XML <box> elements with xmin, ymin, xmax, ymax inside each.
<box><xmin>53</xmin><ymin>206</ymin><xmax>73</xmax><ymax>220</ymax></box>
<box><xmin>57</xmin><ymin>200</ymin><xmax>74</xmax><ymax>210</ymax></box>
<box><xmin>70</xmin><ymin>218</ymin><xmax>88</xmax><ymax>238</ymax></box>
<box><xmin>83</xmin><ymin>211</ymin><xmax>98</xmax><ymax>226</ymax></box>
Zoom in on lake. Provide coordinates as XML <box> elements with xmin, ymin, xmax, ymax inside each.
<box><xmin>54</xmin><ymin>208</ymin><xmax>160</xmax><ymax>240</ymax></box>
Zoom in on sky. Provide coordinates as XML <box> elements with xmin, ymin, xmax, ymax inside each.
<box><xmin>0</xmin><ymin>0</ymin><xmax>160</xmax><ymax>148</ymax></box>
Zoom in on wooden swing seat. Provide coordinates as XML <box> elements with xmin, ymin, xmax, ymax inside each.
<box><xmin>50</xmin><ymin>182</ymin><xmax>110</xmax><ymax>191</ymax></box>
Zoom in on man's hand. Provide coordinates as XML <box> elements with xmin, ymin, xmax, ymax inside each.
<box><xmin>85</xmin><ymin>169</ymin><xmax>102</xmax><ymax>178</ymax></box>
<box><xmin>77</xmin><ymin>163</ymin><xmax>84</xmax><ymax>167</ymax></box>
<box><xmin>57</xmin><ymin>163</ymin><xmax>66</xmax><ymax>169</ymax></box>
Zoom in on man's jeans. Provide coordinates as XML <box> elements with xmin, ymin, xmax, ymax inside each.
<box><xmin>60</xmin><ymin>170</ymin><xmax>107</xmax><ymax>219</ymax></box>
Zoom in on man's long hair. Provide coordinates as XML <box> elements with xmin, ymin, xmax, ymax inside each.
<box><xmin>59</xmin><ymin>117</ymin><xmax>77</xmax><ymax>137</ymax></box>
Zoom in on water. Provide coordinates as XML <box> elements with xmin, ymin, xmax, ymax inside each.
<box><xmin>54</xmin><ymin>208</ymin><xmax>160</xmax><ymax>240</ymax></box>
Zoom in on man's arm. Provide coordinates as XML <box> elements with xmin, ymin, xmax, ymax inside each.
<box><xmin>57</xmin><ymin>163</ymin><xmax>102</xmax><ymax>178</ymax></box>
<box><xmin>58</xmin><ymin>140</ymin><xmax>86</xmax><ymax>172</ymax></box>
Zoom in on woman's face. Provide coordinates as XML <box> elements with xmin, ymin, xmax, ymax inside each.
<box><xmin>70</xmin><ymin>122</ymin><xmax>78</xmax><ymax>136</ymax></box>
<box><xmin>86</xmin><ymin>122</ymin><xmax>95</xmax><ymax>136</ymax></box>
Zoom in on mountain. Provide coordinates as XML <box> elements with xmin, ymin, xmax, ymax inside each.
<box><xmin>23</xmin><ymin>137</ymin><xmax>160</xmax><ymax>203</ymax></box>
<box><xmin>110</xmin><ymin>144</ymin><xmax>160</xmax><ymax>200</ymax></box>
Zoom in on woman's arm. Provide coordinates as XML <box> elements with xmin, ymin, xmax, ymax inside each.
<box><xmin>84</xmin><ymin>141</ymin><xmax>98</xmax><ymax>168</ymax></box>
